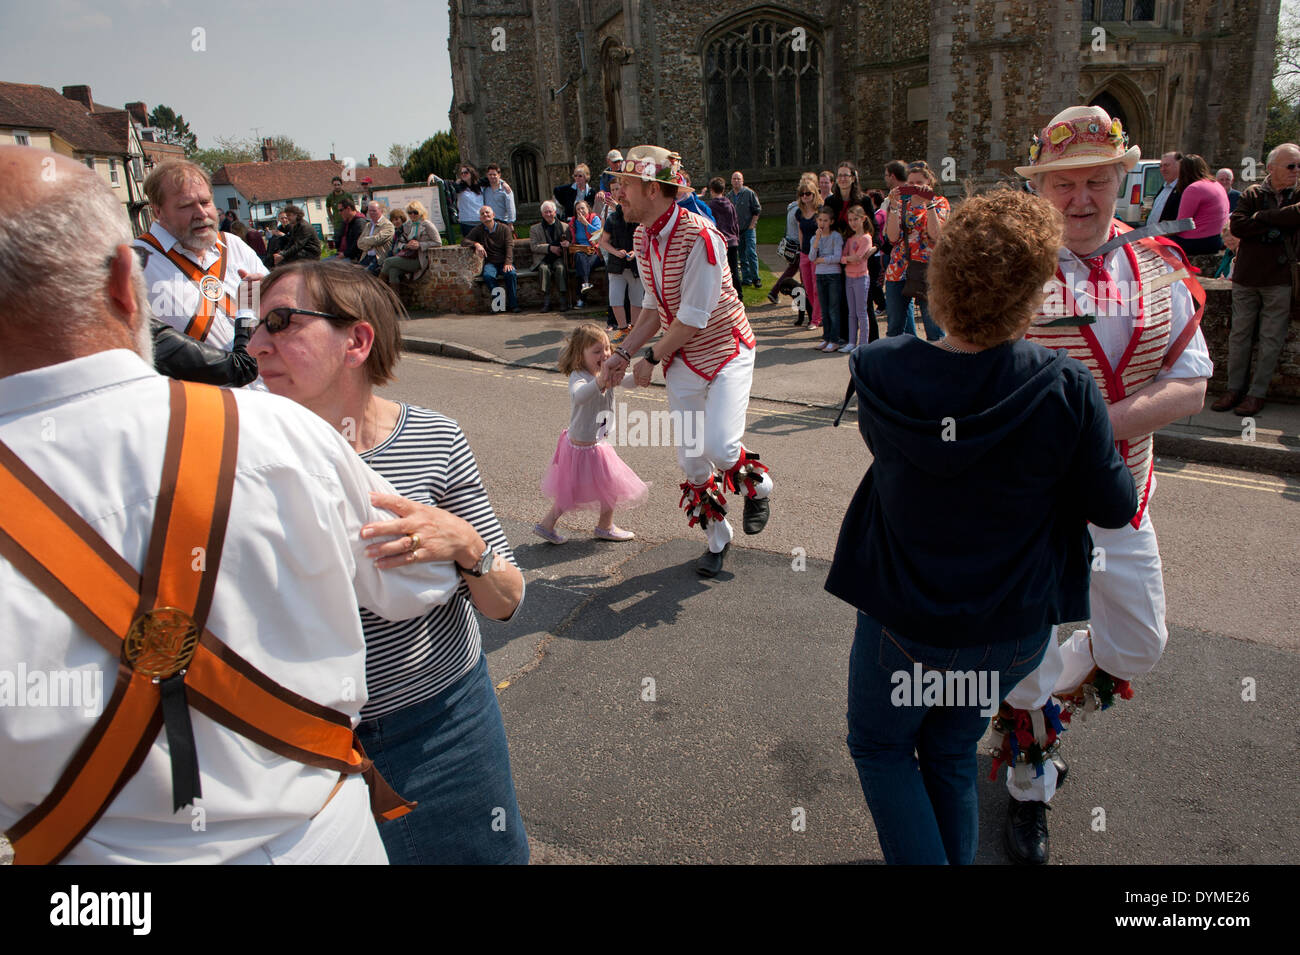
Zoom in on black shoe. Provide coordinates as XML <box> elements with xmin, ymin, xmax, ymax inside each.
<box><xmin>1052</xmin><ymin>753</ymin><xmax>1068</xmax><ymax>790</ymax></box>
<box><xmin>742</xmin><ymin>495</ymin><xmax>769</xmax><ymax>535</ymax></box>
<box><xmin>696</xmin><ymin>543</ymin><xmax>730</xmax><ymax>578</ymax></box>
<box><xmin>1004</xmin><ymin>798</ymin><xmax>1050</xmax><ymax>865</ymax></box>
<box><xmin>541</xmin><ymin>296</ymin><xmax>551</xmax><ymax>312</ymax></box>
<box><xmin>793</xmin><ymin>314</ymin><xmax>805</xmax><ymax>327</ymax></box>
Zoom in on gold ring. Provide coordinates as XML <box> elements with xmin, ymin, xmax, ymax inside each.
<box><xmin>409</xmin><ymin>534</ymin><xmax>420</xmax><ymax>552</ymax></box>
<box><xmin>407</xmin><ymin>550</ymin><xmax>417</xmax><ymax>562</ymax></box>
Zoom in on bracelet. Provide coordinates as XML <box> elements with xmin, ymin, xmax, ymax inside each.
<box><xmin>614</xmin><ymin>346</ymin><xmax>632</xmax><ymax>361</ymax></box>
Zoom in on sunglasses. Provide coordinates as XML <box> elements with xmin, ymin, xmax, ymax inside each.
<box><xmin>1285</xmin><ymin>163</ymin><xmax>1300</xmax><ymax>171</ymax></box>
<box><xmin>107</xmin><ymin>245</ymin><xmax>152</xmax><ymax>270</ymax></box>
<box><xmin>799</xmin><ymin>191</ymin><xmax>813</xmax><ymax>196</ymax></box>
<box><xmin>258</xmin><ymin>307</ymin><xmax>348</xmax><ymax>334</ymax></box>
<box><xmin>407</xmin><ymin>210</ymin><xmax>420</xmax><ymax>217</ymax></box>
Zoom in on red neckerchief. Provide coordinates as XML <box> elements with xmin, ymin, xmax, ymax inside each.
<box><xmin>1058</xmin><ymin>224</ymin><xmax>1121</xmax><ymax>317</ymax></box>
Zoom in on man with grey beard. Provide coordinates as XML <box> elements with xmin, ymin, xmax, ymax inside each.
<box><xmin>0</xmin><ymin>146</ymin><xmax>456</xmax><ymax>864</ymax></box>
<box><xmin>136</xmin><ymin>160</ymin><xmax>266</xmax><ymax>354</ymax></box>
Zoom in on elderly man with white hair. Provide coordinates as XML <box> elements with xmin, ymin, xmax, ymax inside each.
<box><xmin>136</xmin><ymin>160</ymin><xmax>266</xmax><ymax>354</ymax></box>
<box><xmin>1215</xmin><ymin>142</ymin><xmax>1300</xmax><ymax>416</ymax></box>
<box><xmin>0</xmin><ymin>146</ymin><xmax>460</xmax><ymax>863</ymax></box>
<box><xmin>997</xmin><ymin>106</ymin><xmax>1212</xmax><ymax>865</ymax></box>
<box><xmin>357</xmin><ymin>200</ymin><xmax>395</xmax><ymax>274</ymax></box>
<box><xmin>528</xmin><ymin>200</ymin><xmax>570</xmax><ymax>311</ymax></box>
<box><xmin>1216</xmin><ymin>167</ymin><xmax>1242</xmax><ymax>212</ymax></box>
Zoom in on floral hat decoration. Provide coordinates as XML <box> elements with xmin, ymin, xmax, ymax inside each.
<box><xmin>608</xmin><ymin>145</ymin><xmax>683</xmax><ymax>185</ymax></box>
<box><xmin>1015</xmin><ymin>105</ymin><xmax>1141</xmax><ymax>178</ymax></box>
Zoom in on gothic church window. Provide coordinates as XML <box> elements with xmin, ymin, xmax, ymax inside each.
<box><xmin>703</xmin><ymin>19</ymin><xmax>822</xmax><ymax>172</ymax></box>
<box><xmin>510</xmin><ymin>146</ymin><xmax>540</xmax><ymax>204</ymax></box>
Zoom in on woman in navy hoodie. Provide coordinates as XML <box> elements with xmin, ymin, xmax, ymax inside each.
<box><xmin>825</xmin><ymin>189</ymin><xmax>1138</xmax><ymax>865</ymax></box>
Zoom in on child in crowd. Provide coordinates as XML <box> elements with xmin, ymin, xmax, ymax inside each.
<box><xmin>841</xmin><ymin>204</ymin><xmax>876</xmax><ymax>350</ymax></box>
<box><xmin>811</xmin><ymin>207</ymin><xmax>847</xmax><ymax>352</ymax></box>
<box><xmin>535</xmin><ymin>324</ymin><xmax>649</xmax><ymax>543</ymax></box>
<box><xmin>571</xmin><ymin>200</ymin><xmax>604</xmax><ymax>307</ymax></box>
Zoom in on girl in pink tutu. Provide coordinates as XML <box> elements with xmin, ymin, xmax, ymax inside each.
<box><xmin>535</xmin><ymin>323</ymin><xmax>649</xmax><ymax>543</ymax></box>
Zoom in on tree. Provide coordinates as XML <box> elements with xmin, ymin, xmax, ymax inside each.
<box><xmin>1265</xmin><ymin>5</ymin><xmax>1300</xmax><ymax>153</ymax></box>
<box><xmin>148</xmin><ymin>104</ymin><xmax>197</xmax><ymax>155</ymax></box>
<box><xmin>191</xmin><ymin>134</ymin><xmax>312</xmax><ymax>174</ymax></box>
<box><xmin>403</xmin><ymin>130</ymin><xmax>460</xmax><ymax>184</ymax></box>
<box><xmin>387</xmin><ymin>142</ymin><xmax>414</xmax><ymax>169</ymax></box>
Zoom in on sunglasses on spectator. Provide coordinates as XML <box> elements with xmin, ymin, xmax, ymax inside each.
<box><xmin>407</xmin><ymin>210</ymin><xmax>420</xmax><ymax>217</ymax></box>
<box><xmin>106</xmin><ymin>245</ymin><xmax>152</xmax><ymax>271</ymax></box>
<box><xmin>1285</xmin><ymin>163</ymin><xmax>1300</xmax><ymax>171</ymax></box>
<box><xmin>799</xmin><ymin>190</ymin><xmax>813</xmax><ymax>196</ymax></box>
<box><xmin>258</xmin><ymin>307</ymin><xmax>350</xmax><ymax>334</ymax></box>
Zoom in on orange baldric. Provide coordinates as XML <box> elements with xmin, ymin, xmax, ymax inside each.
<box><xmin>137</xmin><ymin>233</ymin><xmax>238</xmax><ymax>342</ymax></box>
<box><xmin>0</xmin><ymin>380</ymin><xmax>412</xmax><ymax>865</ymax></box>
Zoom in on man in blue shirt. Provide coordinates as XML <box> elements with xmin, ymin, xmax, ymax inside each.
<box><xmin>480</xmin><ymin>163</ymin><xmax>516</xmax><ymax>232</ymax></box>
<box><xmin>1146</xmin><ymin>151</ymin><xmax>1183</xmax><ymax>224</ymax></box>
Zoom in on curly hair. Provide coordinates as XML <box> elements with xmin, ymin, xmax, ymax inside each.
<box><xmin>927</xmin><ymin>188</ymin><xmax>1063</xmax><ymax>348</ymax></box>
<box><xmin>260</xmin><ymin>259</ymin><xmax>406</xmax><ymax>385</ymax></box>
<box><xmin>558</xmin><ymin>323</ymin><xmax>609</xmax><ymax>375</ymax></box>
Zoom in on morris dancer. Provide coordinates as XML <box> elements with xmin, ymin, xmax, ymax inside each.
<box><xmin>996</xmin><ymin>106</ymin><xmax>1212</xmax><ymax>864</ymax></box>
<box><xmin>136</xmin><ymin>160</ymin><xmax>265</xmax><ymax>356</ymax></box>
<box><xmin>602</xmin><ymin>146</ymin><xmax>773</xmax><ymax>576</ymax></box>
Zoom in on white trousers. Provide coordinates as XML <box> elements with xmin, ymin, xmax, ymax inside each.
<box><xmin>229</xmin><ymin>775</ymin><xmax>388</xmax><ymax>865</ymax></box>
<box><xmin>1003</xmin><ymin>492</ymin><xmax>1168</xmax><ymax>801</ymax></box>
<box><xmin>664</xmin><ymin>343</ymin><xmax>772</xmax><ymax>553</ymax></box>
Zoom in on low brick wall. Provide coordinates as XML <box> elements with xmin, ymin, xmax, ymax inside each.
<box><xmin>1200</xmin><ymin>276</ymin><xmax>1300</xmax><ymax>400</ymax></box>
<box><xmin>397</xmin><ymin>240</ymin><xmax>608</xmax><ymax>314</ymax></box>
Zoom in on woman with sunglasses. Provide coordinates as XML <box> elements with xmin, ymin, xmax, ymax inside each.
<box><xmin>250</xmin><ymin>260</ymin><xmax>529</xmax><ymax>864</ymax></box>
<box><xmin>380</xmin><ymin>201</ymin><xmax>441</xmax><ymax>289</ymax></box>
<box><xmin>794</xmin><ymin>173</ymin><xmax>824</xmax><ymax>329</ymax></box>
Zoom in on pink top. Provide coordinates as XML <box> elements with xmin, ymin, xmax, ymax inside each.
<box><xmin>842</xmin><ymin>233</ymin><xmax>874</xmax><ymax>278</ymax></box>
<box><xmin>1176</xmin><ymin>179</ymin><xmax>1229</xmax><ymax>239</ymax></box>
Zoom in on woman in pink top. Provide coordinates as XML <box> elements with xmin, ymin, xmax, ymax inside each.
<box><xmin>1174</xmin><ymin>154</ymin><xmax>1228</xmax><ymax>255</ymax></box>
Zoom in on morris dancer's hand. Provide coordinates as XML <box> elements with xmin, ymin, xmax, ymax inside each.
<box><xmin>362</xmin><ymin>493</ymin><xmax>475</xmax><ymax>570</ymax></box>
<box><xmin>632</xmin><ymin>357</ymin><xmax>653</xmax><ymax>387</ymax></box>
<box><xmin>236</xmin><ymin>268</ymin><xmax>263</xmax><ymax>311</ymax></box>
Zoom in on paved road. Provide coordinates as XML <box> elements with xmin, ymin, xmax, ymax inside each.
<box><xmin>379</xmin><ymin>352</ymin><xmax>1300</xmax><ymax>864</ymax></box>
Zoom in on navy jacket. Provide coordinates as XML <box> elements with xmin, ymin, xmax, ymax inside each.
<box><xmin>825</xmin><ymin>336</ymin><xmax>1137</xmax><ymax>647</ymax></box>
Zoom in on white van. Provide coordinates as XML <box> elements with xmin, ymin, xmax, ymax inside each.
<box><xmin>1117</xmin><ymin>160</ymin><xmax>1166</xmax><ymax>225</ymax></box>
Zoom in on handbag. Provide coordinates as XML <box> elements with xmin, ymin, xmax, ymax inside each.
<box><xmin>397</xmin><ymin>222</ymin><xmax>419</xmax><ymax>258</ymax></box>
<box><xmin>778</xmin><ymin>236</ymin><xmax>799</xmax><ymax>263</ymax></box>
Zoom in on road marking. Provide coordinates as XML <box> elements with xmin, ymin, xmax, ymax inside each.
<box><xmin>1156</xmin><ymin>467</ymin><xmax>1295</xmax><ymax>495</ymax></box>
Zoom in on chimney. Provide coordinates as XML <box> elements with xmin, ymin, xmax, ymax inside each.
<box><xmin>125</xmin><ymin>102</ymin><xmax>149</xmax><ymax>125</ymax></box>
<box><xmin>330</xmin><ymin>152</ymin><xmax>336</xmax><ymax>162</ymax></box>
<box><xmin>368</xmin><ymin>154</ymin><xmax>378</xmax><ymax>167</ymax></box>
<box><xmin>261</xmin><ymin>137</ymin><xmax>278</xmax><ymax>163</ymax></box>
<box><xmin>62</xmin><ymin>85</ymin><xmax>94</xmax><ymax>111</ymax></box>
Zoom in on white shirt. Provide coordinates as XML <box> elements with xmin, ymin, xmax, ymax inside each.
<box><xmin>1146</xmin><ymin>181</ymin><xmax>1176</xmax><ymax>225</ymax></box>
<box><xmin>0</xmin><ymin>351</ymin><xmax>459</xmax><ymax>863</ymax></box>
<box><xmin>137</xmin><ymin>223</ymin><xmax>268</xmax><ymax>352</ymax></box>
<box><xmin>1058</xmin><ymin>245</ymin><xmax>1213</xmax><ymax>382</ymax></box>
<box><xmin>640</xmin><ymin>209</ymin><xmax>726</xmax><ymax>329</ymax></box>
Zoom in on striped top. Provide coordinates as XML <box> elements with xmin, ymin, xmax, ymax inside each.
<box><xmin>357</xmin><ymin>403</ymin><xmax>519</xmax><ymax>720</ymax></box>
<box><xmin>635</xmin><ymin>206</ymin><xmax>754</xmax><ymax>380</ymax></box>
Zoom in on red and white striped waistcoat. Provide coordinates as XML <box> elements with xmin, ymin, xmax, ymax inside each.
<box><xmin>635</xmin><ymin>206</ymin><xmax>755</xmax><ymax>381</ymax></box>
<box><xmin>1026</xmin><ymin>223</ymin><xmax>1199</xmax><ymax>528</ymax></box>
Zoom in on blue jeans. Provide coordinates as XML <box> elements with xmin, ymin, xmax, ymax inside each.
<box><xmin>816</xmin><ymin>272</ymin><xmax>846</xmax><ymax>345</ymax></box>
<box><xmin>740</xmin><ymin>228</ymin><xmax>759</xmax><ymax>285</ymax></box>
<box><xmin>884</xmin><ymin>279</ymin><xmax>943</xmax><ymax>340</ymax></box>
<box><xmin>481</xmin><ymin>262</ymin><xmax>518</xmax><ymax>311</ymax></box>
<box><xmin>356</xmin><ymin>652</ymin><xmax>529</xmax><ymax>864</ymax></box>
<box><xmin>846</xmin><ymin>611</ymin><xmax>1050</xmax><ymax>865</ymax></box>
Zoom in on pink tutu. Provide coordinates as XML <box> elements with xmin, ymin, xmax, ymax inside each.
<box><xmin>540</xmin><ymin>429</ymin><xmax>650</xmax><ymax>512</ymax></box>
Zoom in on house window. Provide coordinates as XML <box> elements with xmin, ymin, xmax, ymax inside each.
<box><xmin>315</xmin><ymin>199</ymin><xmax>323</xmax><ymax>210</ymax></box>
<box><xmin>227</xmin><ymin>198</ymin><xmax>239</xmax><ymax>211</ymax></box>
<box><xmin>510</xmin><ymin>146</ymin><xmax>540</xmax><ymax>204</ymax></box>
<box><xmin>703</xmin><ymin>19</ymin><xmax>823</xmax><ymax>172</ymax></box>
<box><xmin>263</xmin><ymin>203</ymin><xmax>272</xmax><ymax>216</ymax></box>
<box><xmin>84</xmin><ymin>157</ymin><xmax>95</xmax><ymax>170</ymax></box>
<box><xmin>109</xmin><ymin>159</ymin><xmax>119</xmax><ymax>184</ymax></box>
<box><xmin>13</xmin><ymin>130</ymin><xmax>30</xmax><ymax>146</ymax></box>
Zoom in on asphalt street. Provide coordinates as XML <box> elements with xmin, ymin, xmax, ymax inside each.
<box><xmin>379</xmin><ymin>349</ymin><xmax>1300</xmax><ymax>865</ymax></box>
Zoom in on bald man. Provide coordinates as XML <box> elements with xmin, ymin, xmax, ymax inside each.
<box><xmin>0</xmin><ymin>147</ymin><xmax>458</xmax><ymax>864</ymax></box>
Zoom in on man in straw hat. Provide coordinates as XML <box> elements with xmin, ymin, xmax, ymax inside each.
<box><xmin>602</xmin><ymin>145</ymin><xmax>773</xmax><ymax>577</ymax></box>
<box><xmin>992</xmin><ymin>105</ymin><xmax>1211</xmax><ymax>864</ymax></box>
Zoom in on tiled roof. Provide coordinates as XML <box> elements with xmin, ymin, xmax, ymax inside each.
<box><xmin>0</xmin><ymin>82</ymin><xmax>126</xmax><ymax>155</ymax></box>
<box><xmin>212</xmin><ymin>159</ymin><xmax>405</xmax><ymax>201</ymax></box>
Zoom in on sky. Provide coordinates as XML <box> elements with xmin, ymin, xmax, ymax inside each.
<box><xmin>0</xmin><ymin>0</ymin><xmax>456</xmax><ymax>164</ymax></box>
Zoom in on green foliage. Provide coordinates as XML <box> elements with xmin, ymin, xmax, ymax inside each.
<box><xmin>387</xmin><ymin>143</ymin><xmax>414</xmax><ymax>169</ymax></box>
<box><xmin>1265</xmin><ymin>87</ymin><xmax>1300</xmax><ymax>156</ymax></box>
<box><xmin>191</xmin><ymin>134</ymin><xmax>311</xmax><ymax>174</ymax></box>
<box><xmin>403</xmin><ymin>130</ymin><xmax>460</xmax><ymax>184</ymax></box>
<box><xmin>148</xmin><ymin>104</ymin><xmax>198</xmax><ymax>155</ymax></box>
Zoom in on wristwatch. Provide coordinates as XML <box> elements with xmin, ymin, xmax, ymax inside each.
<box><xmin>643</xmin><ymin>346</ymin><xmax>660</xmax><ymax>365</ymax></box>
<box><xmin>461</xmin><ymin>543</ymin><xmax>495</xmax><ymax>578</ymax></box>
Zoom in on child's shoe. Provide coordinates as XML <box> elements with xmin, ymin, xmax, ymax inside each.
<box><xmin>533</xmin><ymin>523</ymin><xmax>568</xmax><ymax>544</ymax></box>
<box><xmin>593</xmin><ymin>525</ymin><xmax>635</xmax><ymax>541</ymax></box>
